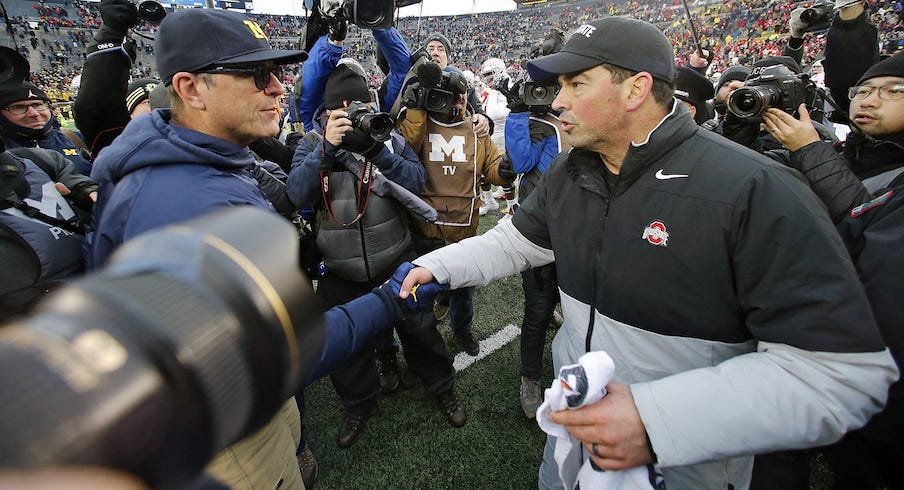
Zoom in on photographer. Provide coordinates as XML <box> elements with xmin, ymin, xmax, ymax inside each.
<box><xmin>500</xmin><ymin>66</ymin><xmax>571</xmax><ymax>419</ymax></box>
<box><xmin>423</xmin><ymin>32</ymin><xmax>493</xmax><ymax>138</ymax></box>
<box><xmin>760</xmin><ymin>53</ymin><xmax>904</xmax><ymax>490</ymax></box>
<box><xmin>297</xmin><ymin>1</ymin><xmax>411</xmax><ymax>132</ymax></box>
<box><xmin>397</xmin><ymin>62</ymin><xmax>515</xmax><ymax>357</ymax></box>
<box><xmin>288</xmin><ymin>64</ymin><xmax>466</xmax><ymax>443</ymax></box>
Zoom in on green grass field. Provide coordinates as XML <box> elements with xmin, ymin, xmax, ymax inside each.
<box><xmin>301</xmin><ymin>209</ymin><xmax>835</xmax><ymax>489</ymax></box>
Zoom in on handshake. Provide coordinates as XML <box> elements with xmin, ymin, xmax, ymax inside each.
<box><xmin>375</xmin><ymin>262</ymin><xmax>448</xmax><ymax>313</ymax></box>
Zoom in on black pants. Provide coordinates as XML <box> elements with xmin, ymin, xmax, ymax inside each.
<box><xmin>321</xmin><ymin>254</ymin><xmax>455</xmax><ymax>414</ymax></box>
<box><xmin>520</xmin><ymin>263</ymin><xmax>557</xmax><ymax>380</ymax></box>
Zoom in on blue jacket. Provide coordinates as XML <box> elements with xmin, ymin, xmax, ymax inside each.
<box><xmin>1</xmin><ymin>119</ymin><xmax>93</xmax><ymax>176</ymax></box>
<box><xmin>504</xmin><ymin>111</ymin><xmax>567</xmax><ymax>201</ymax></box>
<box><xmin>87</xmin><ymin>109</ymin><xmax>275</xmax><ymax>269</ymax></box>
<box><xmin>298</xmin><ymin>27</ymin><xmax>411</xmax><ymax>131</ymax></box>
<box><xmin>88</xmin><ymin>109</ymin><xmax>397</xmax><ymax>385</ymax></box>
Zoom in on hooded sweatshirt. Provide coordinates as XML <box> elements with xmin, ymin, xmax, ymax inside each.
<box><xmin>88</xmin><ymin>109</ymin><xmax>273</xmax><ymax>269</ymax></box>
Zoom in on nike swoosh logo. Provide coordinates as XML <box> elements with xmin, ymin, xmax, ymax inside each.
<box><xmin>655</xmin><ymin>169</ymin><xmax>689</xmax><ymax>180</ymax></box>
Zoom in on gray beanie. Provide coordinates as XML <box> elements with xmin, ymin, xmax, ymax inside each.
<box><xmin>424</xmin><ymin>33</ymin><xmax>452</xmax><ymax>58</ymax></box>
<box><xmin>716</xmin><ymin>65</ymin><xmax>751</xmax><ymax>92</ymax></box>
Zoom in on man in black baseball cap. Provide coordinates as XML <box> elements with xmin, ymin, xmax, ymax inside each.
<box><xmin>399</xmin><ymin>15</ymin><xmax>894</xmax><ymax>490</ymax></box>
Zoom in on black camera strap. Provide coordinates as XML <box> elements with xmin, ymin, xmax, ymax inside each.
<box><xmin>318</xmin><ymin>137</ymin><xmax>375</xmax><ymax>227</ymax></box>
<box><xmin>2</xmin><ymin>194</ymin><xmax>85</xmax><ymax>234</ymax></box>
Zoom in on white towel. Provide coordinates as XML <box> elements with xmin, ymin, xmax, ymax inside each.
<box><xmin>536</xmin><ymin>351</ymin><xmax>665</xmax><ymax>490</ymax></box>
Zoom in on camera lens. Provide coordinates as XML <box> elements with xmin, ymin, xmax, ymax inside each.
<box><xmin>425</xmin><ymin>89</ymin><xmax>452</xmax><ymax>113</ymax></box>
<box><xmin>359</xmin><ymin>113</ymin><xmax>393</xmax><ymax>142</ymax></box>
<box><xmin>530</xmin><ymin>85</ymin><xmax>550</xmax><ymax>101</ymax></box>
<box><xmin>0</xmin><ymin>208</ymin><xmax>324</xmax><ymax>487</ymax></box>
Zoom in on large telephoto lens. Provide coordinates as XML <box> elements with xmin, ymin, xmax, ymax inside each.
<box><xmin>0</xmin><ymin>207</ymin><xmax>324</xmax><ymax>487</ymax></box>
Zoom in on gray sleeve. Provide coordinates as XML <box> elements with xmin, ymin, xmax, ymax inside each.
<box><xmin>413</xmin><ymin>219</ymin><xmax>555</xmax><ymax>287</ymax></box>
<box><xmin>633</xmin><ymin>342</ymin><xmax>897</xmax><ymax>466</ymax></box>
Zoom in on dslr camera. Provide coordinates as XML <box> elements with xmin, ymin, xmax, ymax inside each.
<box><xmin>345</xmin><ymin>101</ymin><xmax>394</xmax><ymax>142</ymax></box>
<box><xmin>727</xmin><ymin>64</ymin><xmax>818</xmax><ymax>123</ymax></box>
<box><xmin>522</xmin><ymin>81</ymin><xmax>559</xmax><ymax>112</ymax></box>
<box><xmin>136</xmin><ymin>0</ymin><xmax>166</xmax><ymax>24</ymax></box>
<box><xmin>799</xmin><ymin>1</ymin><xmax>834</xmax><ymax>28</ymax></box>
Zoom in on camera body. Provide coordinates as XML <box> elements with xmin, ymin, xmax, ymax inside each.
<box><xmin>136</xmin><ymin>0</ymin><xmax>166</xmax><ymax>24</ymax></box>
<box><xmin>800</xmin><ymin>2</ymin><xmax>834</xmax><ymax>27</ymax></box>
<box><xmin>320</xmin><ymin>0</ymin><xmax>395</xmax><ymax>29</ymax></box>
<box><xmin>411</xmin><ymin>70</ymin><xmax>468</xmax><ymax>116</ymax></box>
<box><xmin>522</xmin><ymin>81</ymin><xmax>559</xmax><ymax>112</ymax></box>
<box><xmin>727</xmin><ymin>65</ymin><xmax>817</xmax><ymax>123</ymax></box>
<box><xmin>344</xmin><ymin>101</ymin><xmax>394</xmax><ymax>142</ymax></box>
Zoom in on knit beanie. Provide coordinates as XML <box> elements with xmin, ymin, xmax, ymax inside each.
<box><xmin>323</xmin><ymin>64</ymin><xmax>370</xmax><ymax>109</ymax></box>
<box><xmin>0</xmin><ymin>81</ymin><xmax>49</xmax><ymax>109</ymax></box>
<box><xmin>148</xmin><ymin>82</ymin><xmax>170</xmax><ymax>110</ymax></box>
<box><xmin>424</xmin><ymin>33</ymin><xmax>452</xmax><ymax>57</ymax></box>
<box><xmin>125</xmin><ymin>78</ymin><xmax>160</xmax><ymax>115</ymax></box>
<box><xmin>856</xmin><ymin>53</ymin><xmax>904</xmax><ymax>85</ymax></box>
<box><xmin>716</xmin><ymin>65</ymin><xmax>751</xmax><ymax>93</ymax></box>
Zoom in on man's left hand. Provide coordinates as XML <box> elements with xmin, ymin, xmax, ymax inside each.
<box><xmin>472</xmin><ymin>113</ymin><xmax>490</xmax><ymax>137</ymax></box>
<box><xmin>547</xmin><ymin>382</ymin><xmax>653</xmax><ymax>470</ymax></box>
<box><xmin>762</xmin><ymin>104</ymin><xmax>819</xmax><ymax>152</ymax></box>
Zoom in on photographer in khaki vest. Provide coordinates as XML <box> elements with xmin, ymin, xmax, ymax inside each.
<box><xmin>397</xmin><ymin>62</ymin><xmax>515</xmax><ymax>356</ymax></box>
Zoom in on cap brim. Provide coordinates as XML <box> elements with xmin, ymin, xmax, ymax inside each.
<box><xmin>218</xmin><ymin>48</ymin><xmax>309</xmax><ymax>66</ymax></box>
<box><xmin>527</xmin><ymin>51</ymin><xmax>604</xmax><ymax>82</ymax></box>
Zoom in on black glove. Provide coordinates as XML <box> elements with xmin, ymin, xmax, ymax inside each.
<box><xmin>327</xmin><ymin>18</ymin><xmax>347</xmax><ymax>43</ymax></box>
<box><xmin>341</xmin><ymin>127</ymin><xmax>381</xmax><ymax>158</ymax></box>
<box><xmin>98</xmin><ymin>0</ymin><xmax>139</xmax><ymax>34</ymax></box>
<box><xmin>501</xmin><ymin>80</ymin><xmax>528</xmax><ymax>113</ymax></box>
<box><xmin>497</xmin><ymin>156</ymin><xmax>516</xmax><ymax>183</ymax></box>
<box><xmin>721</xmin><ymin>112</ymin><xmax>762</xmax><ymax>151</ymax></box>
<box><xmin>401</xmin><ymin>82</ymin><xmax>424</xmax><ymax>110</ymax></box>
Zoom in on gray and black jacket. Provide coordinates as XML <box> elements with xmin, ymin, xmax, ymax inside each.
<box><xmin>413</xmin><ymin>101</ymin><xmax>897</xmax><ymax>489</ymax></box>
<box><xmin>289</xmin><ymin>131</ymin><xmax>427</xmax><ymax>282</ymax></box>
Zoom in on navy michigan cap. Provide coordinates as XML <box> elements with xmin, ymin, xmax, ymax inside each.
<box><xmin>527</xmin><ymin>17</ymin><xmax>675</xmax><ymax>83</ymax></box>
<box><xmin>156</xmin><ymin>9</ymin><xmax>308</xmax><ymax>85</ymax></box>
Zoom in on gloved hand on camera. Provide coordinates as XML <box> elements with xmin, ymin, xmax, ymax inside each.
<box><xmin>789</xmin><ymin>8</ymin><xmax>809</xmax><ymax>38</ymax></box>
<box><xmin>341</xmin><ymin>127</ymin><xmax>381</xmax><ymax>158</ymax></box>
<box><xmin>400</xmin><ymin>82</ymin><xmax>425</xmax><ymax>110</ymax></box>
<box><xmin>501</xmin><ymin>80</ymin><xmax>528</xmax><ymax>113</ymax></box>
<box><xmin>376</xmin><ymin>262</ymin><xmax>448</xmax><ymax>312</ymax></box>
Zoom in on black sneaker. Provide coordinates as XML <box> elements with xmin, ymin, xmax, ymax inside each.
<box><xmin>455</xmin><ymin>331</ymin><xmax>480</xmax><ymax>356</ymax></box>
<box><xmin>399</xmin><ymin>367</ymin><xmax>420</xmax><ymax>389</ymax></box>
<box><xmin>436</xmin><ymin>389</ymin><xmax>467</xmax><ymax>427</ymax></box>
<box><xmin>377</xmin><ymin>354</ymin><xmax>401</xmax><ymax>395</ymax></box>
<box><xmin>297</xmin><ymin>444</ymin><xmax>318</xmax><ymax>489</ymax></box>
<box><xmin>336</xmin><ymin>404</ymin><xmax>377</xmax><ymax>448</ymax></box>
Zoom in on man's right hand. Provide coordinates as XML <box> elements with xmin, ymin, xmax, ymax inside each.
<box><xmin>399</xmin><ymin>266</ymin><xmax>437</xmax><ymax>300</ymax></box>
<box><xmin>324</xmin><ymin>108</ymin><xmax>353</xmax><ymax>147</ymax></box>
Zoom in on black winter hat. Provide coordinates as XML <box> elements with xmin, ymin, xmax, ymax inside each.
<box><xmin>751</xmin><ymin>56</ymin><xmax>802</xmax><ymax>76</ymax></box>
<box><xmin>856</xmin><ymin>52</ymin><xmax>904</xmax><ymax>85</ymax></box>
<box><xmin>323</xmin><ymin>64</ymin><xmax>370</xmax><ymax>110</ymax></box>
<box><xmin>716</xmin><ymin>65</ymin><xmax>751</xmax><ymax>93</ymax></box>
<box><xmin>527</xmin><ymin>17</ymin><xmax>675</xmax><ymax>83</ymax></box>
<box><xmin>0</xmin><ymin>81</ymin><xmax>49</xmax><ymax>109</ymax></box>
<box><xmin>125</xmin><ymin>78</ymin><xmax>160</xmax><ymax>115</ymax></box>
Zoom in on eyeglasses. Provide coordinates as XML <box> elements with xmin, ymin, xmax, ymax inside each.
<box><xmin>3</xmin><ymin>101</ymin><xmax>50</xmax><ymax>115</ymax></box>
<box><xmin>196</xmin><ymin>64</ymin><xmax>283</xmax><ymax>91</ymax></box>
<box><xmin>848</xmin><ymin>83</ymin><xmax>904</xmax><ymax>101</ymax></box>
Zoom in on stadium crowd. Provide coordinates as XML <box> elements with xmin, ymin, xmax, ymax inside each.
<box><xmin>1</xmin><ymin>0</ymin><xmax>903</xmax><ymax>489</ymax></box>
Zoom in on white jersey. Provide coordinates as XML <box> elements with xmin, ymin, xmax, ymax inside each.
<box><xmin>479</xmin><ymin>87</ymin><xmax>510</xmax><ymax>152</ymax></box>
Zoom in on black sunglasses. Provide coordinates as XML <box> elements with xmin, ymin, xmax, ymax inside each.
<box><xmin>196</xmin><ymin>64</ymin><xmax>283</xmax><ymax>90</ymax></box>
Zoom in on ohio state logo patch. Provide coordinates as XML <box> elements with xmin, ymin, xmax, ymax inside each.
<box><xmin>642</xmin><ymin>220</ymin><xmax>669</xmax><ymax>247</ymax></box>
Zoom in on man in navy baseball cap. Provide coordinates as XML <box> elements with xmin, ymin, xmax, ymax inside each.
<box><xmin>155</xmin><ymin>8</ymin><xmax>307</xmax><ymax>85</ymax></box>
